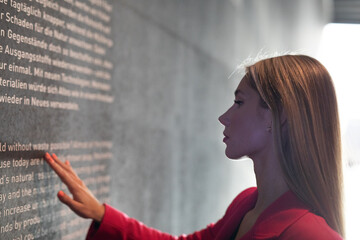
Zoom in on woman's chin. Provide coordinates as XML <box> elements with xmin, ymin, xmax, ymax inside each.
<box><xmin>225</xmin><ymin>150</ymin><xmax>247</xmax><ymax>160</ymax></box>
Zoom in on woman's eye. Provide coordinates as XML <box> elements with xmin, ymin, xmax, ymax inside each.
<box><xmin>234</xmin><ymin>100</ymin><xmax>243</xmax><ymax>106</ymax></box>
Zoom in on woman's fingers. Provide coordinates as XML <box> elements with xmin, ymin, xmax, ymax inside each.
<box><xmin>45</xmin><ymin>152</ymin><xmax>84</xmax><ymax>192</ymax></box>
<box><xmin>51</xmin><ymin>154</ymin><xmax>76</xmax><ymax>175</ymax></box>
<box><xmin>45</xmin><ymin>153</ymin><xmax>79</xmax><ymax>187</ymax></box>
<box><xmin>44</xmin><ymin>153</ymin><xmax>68</xmax><ymax>182</ymax></box>
<box><xmin>50</xmin><ymin>153</ymin><xmax>66</xmax><ymax>168</ymax></box>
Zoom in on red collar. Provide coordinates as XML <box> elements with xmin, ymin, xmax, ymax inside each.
<box><xmin>215</xmin><ymin>188</ymin><xmax>311</xmax><ymax>239</ymax></box>
<box><xmin>249</xmin><ymin>190</ymin><xmax>310</xmax><ymax>239</ymax></box>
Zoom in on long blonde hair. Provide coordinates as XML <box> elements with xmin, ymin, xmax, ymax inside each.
<box><xmin>246</xmin><ymin>55</ymin><xmax>344</xmax><ymax>237</ymax></box>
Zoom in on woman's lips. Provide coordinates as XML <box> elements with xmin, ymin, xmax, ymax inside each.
<box><xmin>223</xmin><ymin>132</ymin><xmax>229</xmax><ymax>142</ymax></box>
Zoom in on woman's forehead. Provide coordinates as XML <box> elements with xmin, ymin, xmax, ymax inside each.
<box><xmin>235</xmin><ymin>79</ymin><xmax>258</xmax><ymax>98</ymax></box>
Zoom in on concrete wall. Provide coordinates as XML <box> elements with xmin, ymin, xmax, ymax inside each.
<box><xmin>109</xmin><ymin>0</ymin><xmax>332</xmax><ymax>235</ymax></box>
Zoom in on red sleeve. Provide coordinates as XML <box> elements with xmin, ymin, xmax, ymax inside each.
<box><xmin>86</xmin><ymin>188</ymin><xmax>257</xmax><ymax>240</ymax></box>
<box><xmin>85</xmin><ymin>204</ymin><xmax>216</xmax><ymax>240</ymax></box>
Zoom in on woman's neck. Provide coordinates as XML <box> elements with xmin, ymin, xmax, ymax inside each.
<box><xmin>251</xmin><ymin>154</ymin><xmax>289</xmax><ymax>214</ymax></box>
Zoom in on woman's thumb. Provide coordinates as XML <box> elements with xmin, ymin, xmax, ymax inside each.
<box><xmin>57</xmin><ymin>190</ymin><xmax>77</xmax><ymax>208</ymax></box>
<box><xmin>57</xmin><ymin>190</ymin><xmax>88</xmax><ymax>218</ymax></box>
<box><xmin>57</xmin><ymin>190</ymin><xmax>69</xmax><ymax>203</ymax></box>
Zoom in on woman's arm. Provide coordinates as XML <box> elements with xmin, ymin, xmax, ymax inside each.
<box><xmin>44</xmin><ymin>152</ymin><xmax>217</xmax><ymax>240</ymax></box>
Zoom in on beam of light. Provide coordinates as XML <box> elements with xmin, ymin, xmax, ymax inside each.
<box><xmin>317</xmin><ymin>23</ymin><xmax>360</xmax><ymax>240</ymax></box>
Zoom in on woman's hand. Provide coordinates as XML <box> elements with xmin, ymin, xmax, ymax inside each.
<box><xmin>44</xmin><ymin>152</ymin><xmax>105</xmax><ymax>222</ymax></box>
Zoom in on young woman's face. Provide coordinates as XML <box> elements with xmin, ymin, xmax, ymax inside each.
<box><xmin>218</xmin><ymin>77</ymin><xmax>272</xmax><ymax>159</ymax></box>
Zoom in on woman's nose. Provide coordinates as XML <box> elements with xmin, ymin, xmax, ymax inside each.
<box><xmin>218</xmin><ymin>112</ymin><xmax>229</xmax><ymax>126</ymax></box>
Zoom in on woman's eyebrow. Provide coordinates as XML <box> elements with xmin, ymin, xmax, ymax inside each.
<box><xmin>234</xmin><ymin>89</ymin><xmax>245</xmax><ymax>97</ymax></box>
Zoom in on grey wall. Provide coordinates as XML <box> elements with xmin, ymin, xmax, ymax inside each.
<box><xmin>109</xmin><ymin>0</ymin><xmax>332</xmax><ymax>235</ymax></box>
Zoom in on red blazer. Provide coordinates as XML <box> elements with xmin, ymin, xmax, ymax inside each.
<box><xmin>86</xmin><ymin>187</ymin><xmax>342</xmax><ymax>240</ymax></box>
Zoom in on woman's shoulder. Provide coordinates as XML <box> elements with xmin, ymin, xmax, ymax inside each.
<box><xmin>225</xmin><ymin>187</ymin><xmax>258</xmax><ymax>214</ymax></box>
<box><xmin>234</xmin><ymin>187</ymin><xmax>258</xmax><ymax>202</ymax></box>
<box><xmin>280</xmin><ymin>212</ymin><xmax>343</xmax><ymax>239</ymax></box>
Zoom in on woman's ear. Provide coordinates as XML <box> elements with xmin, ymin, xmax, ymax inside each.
<box><xmin>264</xmin><ymin>109</ymin><xmax>273</xmax><ymax>133</ymax></box>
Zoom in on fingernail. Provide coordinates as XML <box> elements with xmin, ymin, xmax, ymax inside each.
<box><xmin>45</xmin><ymin>152</ymin><xmax>50</xmax><ymax>158</ymax></box>
<box><xmin>58</xmin><ymin>191</ymin><xmax>64</xmax><ymax>197</ymax></box>
<box><xmin>52</xmin><ymin>153</ymin><xmax>57</xmax><ymax>158</ymax></box>
<box><xmin>65</xmin><ymin>160</ymin><xmax>70</xmax><ymax>165</ymax></box>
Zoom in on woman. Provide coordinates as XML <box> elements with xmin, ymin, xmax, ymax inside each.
<box><xmin>45</xmin><ymin>54</ymin><xmax>344</xmax><ymax>239</ymax></box>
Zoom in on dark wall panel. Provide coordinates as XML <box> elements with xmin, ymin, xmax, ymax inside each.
<box><xmin>0</xmin><ymin>0</ymin><xmax>114</xmax><ymax>239</ymax></box>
